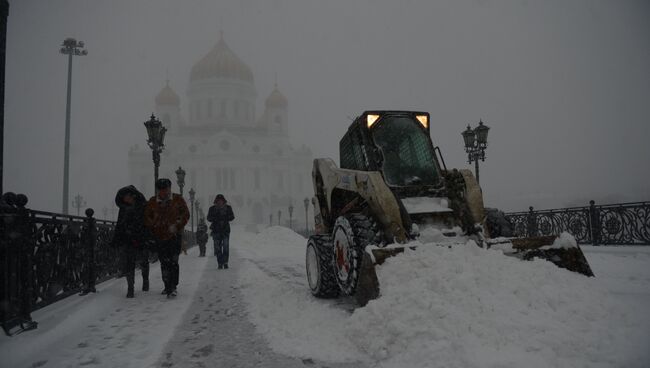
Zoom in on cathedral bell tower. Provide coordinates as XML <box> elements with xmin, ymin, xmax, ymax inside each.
<box><xmin>155</xmin><ymin>81</ymin><xmax>181</xmax><ymax>133</ymax></box>
<box><xmin>264</xmin><ymin>84</ymin><xmax>288</xmax><ymax>136</ymax></box>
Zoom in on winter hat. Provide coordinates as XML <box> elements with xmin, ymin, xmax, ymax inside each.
<box><xmin>155</xmin><ymin>178</ymin><xmax>172</xmax><ymax>190</ymax></box>
<box><xmin>214</xmin><ymin>194</ymin><xmax>226</xmax><ymax>203</ymax></box>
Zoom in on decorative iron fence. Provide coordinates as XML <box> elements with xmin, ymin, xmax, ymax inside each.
<box><xmin>0</xmin><ymin>192</ymin><xmax>119</xmax><ymax>336</ymax></box>
<box><xmin>1</xmin><ymin>192</ymin><xmax>195</xmax><ymax>336</ymax></box>
<box><xmin>505</xmin><ymin>200</ymin><xmax>650</xmax><ymax>246</ymax></box>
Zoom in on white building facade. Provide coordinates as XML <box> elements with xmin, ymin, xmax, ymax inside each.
<box><xmin>128</xmin><ymin>35</ymin><xmax>313</xmax><ymax>227</ymax></box>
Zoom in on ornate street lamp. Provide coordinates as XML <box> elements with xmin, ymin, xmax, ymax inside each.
<box><xmin>195</xmin><ymin>200</ymin><xmax>201</xmax><ymax>229</ymax></box>
<box><xmin>188</xmin><ymin>188</ymin><xmax>196</xmax><ymax>234</ymax></box>
<box><xmin>144</xmin><ymin>113</ymin><xmax>167</xmax><ymax>191</ymax></box>
<box><xmin>462</xmin><ymin>120</ymin><xmax>490</xmax><ymax>184</ymax></box>
<box><xmin>288</xmin><ymin>203</ymin><xmax>294</xmax><ymax>230</ymax></box>
<box><xmin>60</xmin><ymin>38</ymin><xmax>87</xmax><ymax>214</ymax></box>
<box><xmin>175</xmin><ymin>166</ymin><xmax>186</xmax><ymax>197</ymax></box>
<box><xmin>71</xmin><ymin>194</ymin><xmax>86</xmax><ymax>216</ymax></box>
<box><xmin>304</xmin><ymin>197</ymin><xmax>310</xmax><ymax>235</ymax></box>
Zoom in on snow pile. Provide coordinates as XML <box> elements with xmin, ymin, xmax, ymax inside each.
<box><xmin>347</xmin><ymin>242</ymin><xmax>641</xmax><ymax>368</ymax></box>
<box><xmin>546</xmin><ymin>231</ymin><xmax>578</xmax><ymax>249</ymax></box>
<box><xmin>235</xmin><ymin>227</ymin><xmax>647</xmax><ymax>368</ymax></box>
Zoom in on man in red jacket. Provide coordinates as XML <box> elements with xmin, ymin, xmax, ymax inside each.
<box><xmin>144</xmin><ymin>178</ymin><xmax>189</xmax><ymax>298</ymax></box>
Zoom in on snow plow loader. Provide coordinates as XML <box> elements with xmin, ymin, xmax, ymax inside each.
<box><xmin>305</xmin><ymin>111</ymin><xmax>594</xmax><ymax>306</ymax></box>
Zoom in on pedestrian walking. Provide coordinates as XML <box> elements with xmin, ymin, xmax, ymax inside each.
<box><xmin>196</xmin><ymin>218</ymin><xmax>209</xmax><ymax>257</ymax></box>
<box><xmin>207</xmin><ymin>194</ymin><xmax>235</xmax><ymax>269</ymax></box>
<box><xmin>144</xmin><ymin>178</ymin><xmax>190</xmax><ymax>298</ymax></box>
<box><xmin>111</xmin><ymin>185</ymin><xmax>150</xmax><ymax>298</ymax></box>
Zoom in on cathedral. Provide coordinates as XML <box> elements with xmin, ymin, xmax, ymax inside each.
<box><xmin>128</xmin><ymin>34</ymin><xmax>313</xmax><ymax>227</ymax></box>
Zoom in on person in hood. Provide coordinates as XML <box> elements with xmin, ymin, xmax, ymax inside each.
<box><xmin>112</xmin><ymin>185</ymin><xmax>150</xmax><ymax>298</ymax></box>
<box><xmin>207</xmin><ymin>194</ymin><xmax>235</xmax><ymax>269</ymax></box>
<box><xmin>144</xmin><ymin>178</ymin><xmax>189</xmax><ymax>298</ymax></box>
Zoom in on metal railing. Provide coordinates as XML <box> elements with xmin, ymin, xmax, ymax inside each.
<box><xmin>1</xmin><ymin>193</ymin><xmax>118</xmax><ymax>335</ymax></box>
<box><xmin>505</xmin><ymin>200</ymin><xmax>650</xmax><ymax>245</ymax></box>
<box><xmin>0</xmin><ymin>192</ymin><xmax>194</xmax><ymax>336</ymax></box>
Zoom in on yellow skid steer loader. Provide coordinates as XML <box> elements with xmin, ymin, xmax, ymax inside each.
<box><xmin>305</xmin><ymin>111</ymin><xmax>593</xmax><ymax>306</ymax></box>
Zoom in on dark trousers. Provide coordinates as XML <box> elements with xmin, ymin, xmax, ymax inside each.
<box><xmin>213</xmin><ymin>234</ymin><xmax>230</xmax><ymax>266</ymax></box>
<box><xmin>198</xmin><ymin>242</ymin><xmax>206</xmax><ymax>256</ymax></box>
<box><xmin>122</xmin><ymin>246</ymin><xmax>149</xmax><ymax>287</ymax></box>
<box><xmin>157</xmin><ymin>236</ymin><xmax>181</xmax><ymax>291</ymax></box>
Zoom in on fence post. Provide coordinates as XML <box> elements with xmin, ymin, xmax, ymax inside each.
<box><xmin>1</xmin><ymin>193</ymin><xmax>37</xmax><ymax>335</ymax></box>
<box><xmin>80</xmin><ymin>209</ymin><xmax>97</xmax><ymax>295</ymax></box>
<box><xmin>588</xmin><ymin>200</ymin><xmax>600</xmax><ymax>246</ymax></box>
<box><xmin>526</xmin><ymin>206</ymin><xmax>537</xmax><ymax>237</ymax></box>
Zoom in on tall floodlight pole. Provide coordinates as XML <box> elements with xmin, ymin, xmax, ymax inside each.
<box><xmin>0</xmin><ymin>1</ymin><xmax>9</xmax><ymax>195</ymax></box>
<box><xmin>59</xmin><ymin>38</ymin><xmax>87</xmax><ymax>214</ymax></box>
<box><xmin>461</xmin><ymin>120</ymin><xmax>490</xmax><ymax>185</ymax></box>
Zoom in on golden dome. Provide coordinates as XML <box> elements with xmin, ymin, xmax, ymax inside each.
<box><xmin>265</xmin><ymin>85</ymin><xmax>288</xmax><ymax>108</ymax></box>
<box><xmin>190</xmin><ymin>33</ymin><xmax>254</xmax><ymax>83</ymax></box>
<box><xmin>155</xmin><ymin>82</ymin><xmax>180</xmax><ymax>106</ymax></box>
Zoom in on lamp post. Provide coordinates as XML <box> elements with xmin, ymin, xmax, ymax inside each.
<box><xmin>144</xmin><ymin>113</ymin><xmax>167</xmax><ymax>191</ymax></box>
<box><xmin>188</xmin><ymin>188</ymin><xmax>195</xmax><ymax>234</ymax></box>
<box><xmin>195</xmin><ymin>200</ymin><xmax>201</xmax><ymax>228</ymax></box>
<box><xmin>461</xmin><ymin>120</ymin><xmax>490</xmax><ymax>185</ymax></box>
<box><xmin>59</xmin><ymin>38</ymin><xmax>87</xmax><ymax>214</ymax></box>
<box><xmin>71</xmin><ymin>194</ymin><xmax>86</xmax><ymax>216</ymax></box>
<box><xmin>278</xmin><ymin>210</ymin><xmax>282</xmax><ymax>226</ymax></box>
<box><xmin>0</xmin><ymin>1</ymin><xmax>9</xmax><ymax>195</ymax></box>
<box><xmin>288</xmin><ymin>203</ymin><xmax>294</xmax><ymax>230</ymax></box>
<box><xmin>304</xmin><ymin>197</ymin><xmax>310</xmax><ymax>235</ymax></box>
<box><xmin>175</xmin><ymin>166</ymin><xmax>186</xmax><ymax>197</ymax></box>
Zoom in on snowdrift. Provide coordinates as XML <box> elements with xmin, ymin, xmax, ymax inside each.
<box><xmin>235</xmin><ymin>228</ymin><xmax>648</xmax><ymax>368</ymax></box>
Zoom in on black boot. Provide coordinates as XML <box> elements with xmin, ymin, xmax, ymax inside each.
<box><xmin>142</xmin><ymin>279</ymin><xmax>149</xmax><ymax>292</ymax></box>
<box><xmin>126</xmin><ymin>273</ymin><xmax>135</xmax><ymax>297</ymax></box>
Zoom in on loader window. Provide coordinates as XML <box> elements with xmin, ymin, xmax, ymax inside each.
<box><xmin>372</xmin><ymin>116</ymin><xmax>439</xmax><ymax>186</ymax></box>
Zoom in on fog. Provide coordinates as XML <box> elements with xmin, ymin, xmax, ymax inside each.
<box><xmin>4</xmin><ymin>0</ymin><xmax>649</xmax><ymax>216</ymax></box>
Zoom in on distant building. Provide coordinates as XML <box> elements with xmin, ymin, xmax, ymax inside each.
<box><xmin>128</xmin><ymin>34</ymin><xmax>313</xmax><ymax>226</ymax></box>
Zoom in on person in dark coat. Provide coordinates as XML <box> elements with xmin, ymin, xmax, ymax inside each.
<box><xmin>112</xmin><ymin>185</ymin><xmax>150</xmax><ymax>298</ymax></box>
<box><xmin>207</xmin><ymin>194</ymin><xmax>235</xmax><ymax>269</ymax></box>
<box><xmin>196</xmin><ymin>218</ymin><xmax>209</xmax><ymax>257</ymax></box>
<box><xmin>144</xmin><ymin>178</ymin><xmax>190</xmax><ymax>298</ymax></box>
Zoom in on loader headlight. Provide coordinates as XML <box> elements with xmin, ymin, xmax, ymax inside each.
<box><xmin>367</xmin><ymin>114</ymin><xmax>380</xmax><ymax>128</ymax></box>
<box><xmin>416</xmin><ymin>115</ymin><xmax>429</xmax><ymax>129</ymax></box>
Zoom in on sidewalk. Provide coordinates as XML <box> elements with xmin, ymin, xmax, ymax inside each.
<box><xmin>154</xmin><ymin>253</ymin><xmax>333</xmax><ymax>368</ymax></box>
<box><xmin>0</xmin><ymin>247</ymin><xmax>209</xmax><ymax>368</ymax></box>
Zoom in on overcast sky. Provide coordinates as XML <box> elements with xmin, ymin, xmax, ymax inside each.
<box><xmin>4</xmin><ymin>0</ymin><xmax>650</xmax><ymax>215</ymax></box>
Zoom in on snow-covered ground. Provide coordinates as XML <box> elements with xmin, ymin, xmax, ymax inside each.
<box><xmin>236</xmin><ymin>227</ymin><xmax>650</xmax><ymax>368</ymax></box>
<box><xmin>0</xmin><ymin>247</ymin><xmax>210</xmax><ymax>368</ymax></box>
<box><xmin>1</xmin><ymin>227</ymin><xmax>648</xmax><ymax>368</ymax></box>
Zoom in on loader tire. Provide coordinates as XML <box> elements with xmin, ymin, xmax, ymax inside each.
<box><xmin>306</xmin><ymin>235</ymin><xmax>340</xmax><ymax>298</ymax></box>
<box><xmin>332</xmin><ymin>214</ymin><xmax>378</xmax><ymax>296</ymax></box>
<box><xmin>485</xmin><ymin>208</ymin><xmax>514</xmax><ymax>238</ymax></box>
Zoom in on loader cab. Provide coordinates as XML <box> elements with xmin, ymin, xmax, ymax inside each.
<box><xmin>340</xmin><ymin>111</ymin><xmax>444</xmax><ymax>196</ymax></box>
